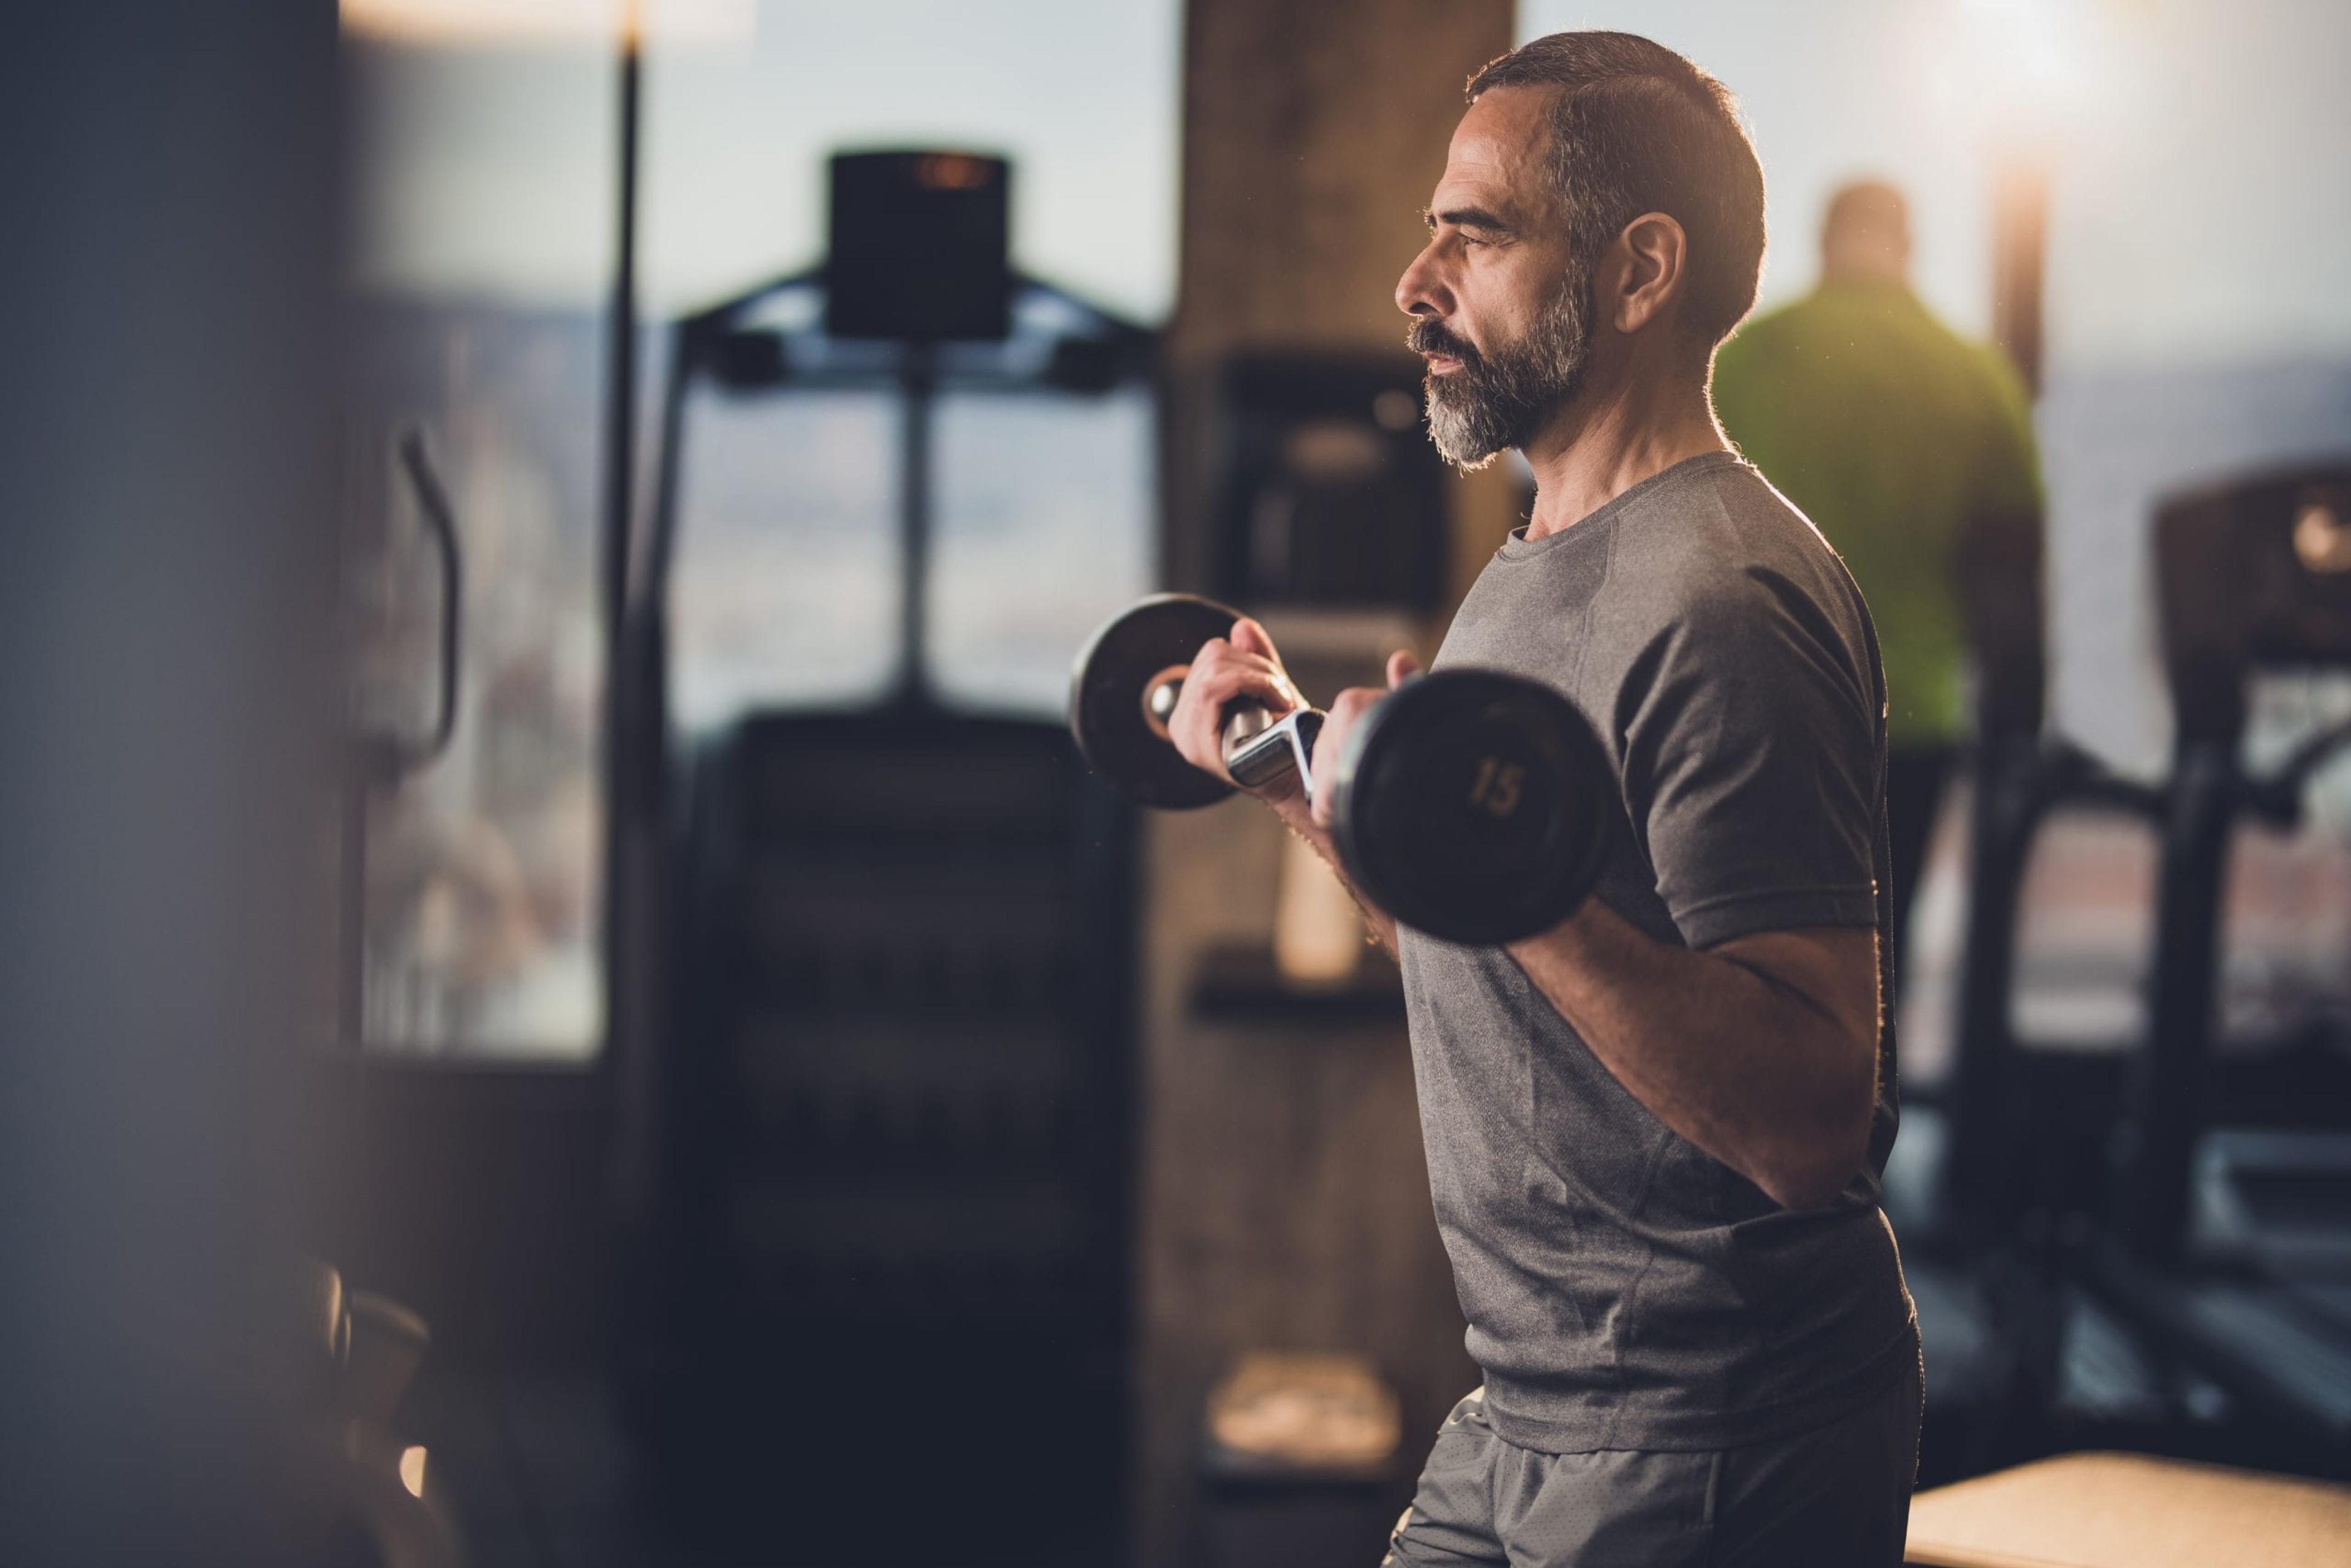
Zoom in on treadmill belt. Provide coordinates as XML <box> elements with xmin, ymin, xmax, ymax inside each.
<box><xmin>2290</xmin><ymin>1281</ymin><xmax>2351</xmax><ymax>1338</ymax></box>
<box><xmin>2096</xmin><ymin>1247</ymin><xmax>2351</xmax><ymax>1447</ymax></box>
<box><xmin>2167</xmin><ymin>1280</ymin><xmax>2351</xmax><ymax>1440</ymax></box>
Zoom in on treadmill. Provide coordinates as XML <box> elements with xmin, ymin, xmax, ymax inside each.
<box><xmin>1899</xmin><ymin>696</ymin><xmax>2176</xmax><ymax>1476</ymax></box>
<box><xmin>2085</xmin><ymin>461</ymin><xmax>2351</xmax><ymax>1469</ymax></box>
<box><xmin>1889</xmin><ymin>489</ymin><xmax>2170</xmax><ymax>1479</ymax></box>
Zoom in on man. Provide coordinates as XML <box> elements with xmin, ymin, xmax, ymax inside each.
<box><xmin>1168</xmin><ymin>32</ymin><xmax>1919</xmax><ymax>1565</ymax></box>
<box><xmin>1714</xmin><ymin>180</ymin><xmax>2045</xmax><ymax>966</ymax></box>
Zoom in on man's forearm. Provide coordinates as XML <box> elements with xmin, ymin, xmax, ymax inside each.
<box><xmin>1266</xmin><ymin>796</ymin><xmax>1400</xmax><ymax>959</ymax></box>
<box><xmin>1505</xmin><ymin>904</ymin><xmax>1878</xmax><ymax>1209</ymax></box>
<box><xmin>1251</xmin><ymin>775</ymin><xmax>1872</xmax><ymax>1207</ymax></box>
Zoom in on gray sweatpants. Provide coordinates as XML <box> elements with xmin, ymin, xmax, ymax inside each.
<box><xmin>1384</xmin><ymin>1363</ymin><xmax>1922</xmax><ymax>1567</ymax></box>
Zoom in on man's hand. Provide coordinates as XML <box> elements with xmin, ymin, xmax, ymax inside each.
<box><xmin>1280</xmin><ymin>647</ymin><xmax>1420</xmax><ymax>959</ymax></box>
<box><xmin>1167</xmin><ymin>623</ymin><xmax>1415</xmax><ymax>956</ymax></box>
<box><xmin>1304</xmin><ymin>649</ymin><xmax>1422</xmax><ymax>829</ymax></box>
<box><xmin>1164</xmin><ymin>617</ymin><xmax>1309</xmax><ymax>801</ymax></box>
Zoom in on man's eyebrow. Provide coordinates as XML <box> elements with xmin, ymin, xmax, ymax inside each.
<box><xmin>1423</xmin><ymin>204</ymin><xmax>1513</xmax><ymax>233</ymax></box>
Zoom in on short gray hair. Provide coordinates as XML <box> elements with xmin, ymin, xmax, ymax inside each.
<box><xmin>1468</xmin><ymin>31</ymin><xmax>1767</xmax><ymax>347</ymax></box>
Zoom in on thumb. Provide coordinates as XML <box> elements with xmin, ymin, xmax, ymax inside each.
<box><xmin>1386</xmin><ymin>648</ymin><xmax>1422</xmax><ymax>689</ymax></box>
<box><xmin>1229</xmin><ymin>616</ymin><xmax>1277</xmax><ymax>659</ymax></box>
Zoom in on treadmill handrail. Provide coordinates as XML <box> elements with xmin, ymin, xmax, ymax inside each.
<box><xmin>2238</xmin><ymin>713</ymin><xmax>2351</xmax><ymax>828</ymax></box>
<box><xmin>398</xmin><ymin>428</ymin><xmax>463</xmax><ymax>770</ymax></box>
<box><xmin>355</xmin><ymin>429</ymin><xmax>464</xmax><ymax>784</ymax></box>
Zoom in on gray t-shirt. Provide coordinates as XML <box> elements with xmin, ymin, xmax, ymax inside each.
<box><xmin>1402</xmin><ymin>451</ymin><xmax>1916</xmax><ymax>1455</ymax></box>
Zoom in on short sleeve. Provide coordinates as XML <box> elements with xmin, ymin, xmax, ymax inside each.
<box><xmin>1616</xmin><ymin>576</ymin><xmax>1881</xmax><ymax>950</ymax></box>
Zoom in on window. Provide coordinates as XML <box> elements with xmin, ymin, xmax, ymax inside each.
<box><xmin>337</xmin><ymin>20</ymin><xmax>617</xmax><ymax>1059</ymax></box>
<box><xmin>928</xmin><ymin>386</ymin><xmax>1158</xmax><ymax>717</ymax></box>
<box><xmin>332</xmin><ymin>0</ymin><xmax>1183</xmax><ymax>1051</ymax></box>
<box><xmin>668</xmin><ymin>388</ymin><xmax>902</xmax><ymax>728</ymax></box>
<box><xmin>648</xmin><ymin>1</ymin><xmax>1179</xmax><ymax>729</ymax></box>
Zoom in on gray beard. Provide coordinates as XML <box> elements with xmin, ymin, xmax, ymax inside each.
<box><xmin>1422</xmin><ymin>276</ymin><xmax>1594</xmax><ymax>470</ymax></box>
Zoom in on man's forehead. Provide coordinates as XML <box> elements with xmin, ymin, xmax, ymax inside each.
<box><xmin>1432</xmin><ymin>87</ymin><xmax>1554</xmax><ymax>221</ymax></box>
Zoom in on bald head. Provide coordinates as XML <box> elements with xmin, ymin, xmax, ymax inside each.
<box><xmin>1821</xmin><ymin>179</ymin><xmax>1910</xmax><ymax>286</ymax></box>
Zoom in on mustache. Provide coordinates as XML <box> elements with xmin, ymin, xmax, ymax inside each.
<box><xmin>1407</xmin><ymin>319</ymin><xmax>1482</xmax><ymax>369</ymax></box>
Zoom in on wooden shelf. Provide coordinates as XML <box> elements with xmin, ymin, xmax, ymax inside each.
<box><xmin>1188</xmin><ymin>944</ymin><xmax>1405</xmax><ymax>1026</ymax></box>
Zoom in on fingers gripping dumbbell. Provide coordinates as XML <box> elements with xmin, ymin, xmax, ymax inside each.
<box><xmin>1068</xmin><ymin>595</ymin><xmax>1613</xmax><ymax>945</ymax></box>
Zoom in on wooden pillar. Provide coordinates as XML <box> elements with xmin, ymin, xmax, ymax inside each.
<box><xmin>1134</xmin><ymin>6</ymin><xmax>1513</xmax><ymax>1565</ymax></box>
<box><xmin>1990</xmin><ymin>159</ymin><xmax>2049</xmax><ymax>399</ymax></box>
<box><xmin>1163</xmin><ymin>0</ymin><xmax>1523</xmax><ymax>601</ymax></box>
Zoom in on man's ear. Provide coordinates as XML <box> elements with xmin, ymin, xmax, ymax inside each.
<box><xmin>1611</xmin><ymin>211</ymin><xmax>1689</xmax><ymax>335</ymax></box>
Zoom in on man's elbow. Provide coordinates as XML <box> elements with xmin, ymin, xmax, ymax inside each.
<box><xmin>1757</xmin><ymin>1065</ymin><xmax>1877</xmax><ymax>1210</ymax></box>
<box><xmin>1758</xmin><ymin>1149</ymin><xmax>1866</xmax><ymax>1212</ymax></box>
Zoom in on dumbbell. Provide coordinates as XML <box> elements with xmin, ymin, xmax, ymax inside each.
<box><xmin>1068</xmin><ymin>594</ymin><xmax>1613</xmax><ymax>944</ymax></box>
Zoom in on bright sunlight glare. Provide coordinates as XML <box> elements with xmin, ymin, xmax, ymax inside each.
<box><xmin>1919</xmin><ymin>0</ymin><xmax>2139</xmax><ymax>158</ymax></box>
<box><xmin>340</xmin><ymin>0</ymin><xmax>754</xmax><ymax>46</ymax></box>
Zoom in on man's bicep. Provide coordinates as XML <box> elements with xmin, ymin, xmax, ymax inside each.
<box><xmin>1623</xmin><ymin>604</ymin><xmax>1881</xmax><ymax>950</ymax></box>
<box><xmin>1708</xmin><ymin>925</ymin><xmax>1880</xmax><ymax>1062</ymax></box>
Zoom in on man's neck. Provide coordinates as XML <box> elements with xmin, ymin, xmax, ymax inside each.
<box><xmin>1518</xmin><ymin>368</ymin><xmax>1728</xmax><ymax>542</ymax></box>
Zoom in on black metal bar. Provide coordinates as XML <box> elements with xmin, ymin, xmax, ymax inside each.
<box><xmin>602</xmin><ymin>21</ymin><xmax>642</xmax><ymax>650</ymax></box>
<box><xmin>643</xmin><ymin>323</ymin><xmax>696</xmax><ymax>629</ymax></box>
<box><xmin>1940</xmin><ymin>734</ymin><xmax>2169</xmax><ymax>1235</ymax></box>
<box><xmin>2114</xmin><ymin>742</ymin><xmax>2235</xmax><ymax>1262</ymax></box>
<box><xmin>599</xmin><ymin>11</ymin><xmax>643</xmax><ymax>1073</ymax></box>
<box><xmin>2243</xmin><ymin>715</ymin><xmax>2351</xmax><ymax>826</ymax></box>
<box><xmin>897</xmin><ymin>342</ymin><xmax>936</xmax><ymax>701</ymax></box>
<box><xmin>1941</xmin><ymin>736</ymin><xmax>2038</xmax><ymax>1234</ymax></box>
<box><xmin>397</xmin><ymin>429</ymin><xmax>463</xmax><ymax>767</ymax></box>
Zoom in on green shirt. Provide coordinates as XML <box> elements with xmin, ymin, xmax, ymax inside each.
<box><xmin>1712</xmin><ymin>281</ymin><xmax>2041</xmax><ymax>746</ymax></box>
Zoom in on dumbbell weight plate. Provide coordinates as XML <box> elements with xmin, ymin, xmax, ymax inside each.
<box><xmin>1329</xmin><ymin>669</ymin><xmax>1612</xmax><ymax>945</ymax></box>
<box><xmin>1068</xmin><ymin>593</ymin><xmax>1248</xmax><ymax>809</ymax></box>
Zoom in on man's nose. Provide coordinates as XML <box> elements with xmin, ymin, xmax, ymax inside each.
<box><xmin>1395</xmin><ymin>241</ymin><xmax>1450</xmax><ymax>321</ymax></box>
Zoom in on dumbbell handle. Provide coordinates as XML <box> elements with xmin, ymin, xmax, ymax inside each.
<box><xmin>1144</xmin><ymin>667</ymin><xmax>1326</xmax><ymax>794</ymax></box>
<box><xmin>1222</xmin><ymin>702</ymin><xmax>1326</xmax><ymax>795</ymax></box>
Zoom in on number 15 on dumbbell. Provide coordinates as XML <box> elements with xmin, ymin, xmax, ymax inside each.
<box><xmin>1068</xmin><ymin>595</ymin><xmax>1613</xmax><ymax>945</ymax></box>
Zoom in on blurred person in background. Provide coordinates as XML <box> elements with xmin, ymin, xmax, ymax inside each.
<box><xmin>1713</xmin><ymin>181</ymin><xmax>2045</xmax><ymax>968</ymax></box>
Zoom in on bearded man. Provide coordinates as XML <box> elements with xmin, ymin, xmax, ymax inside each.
<box><xmin>1168</xmin><ymin>31</ymin><xmax>1922</xmax><ymax>1566</ymax></box>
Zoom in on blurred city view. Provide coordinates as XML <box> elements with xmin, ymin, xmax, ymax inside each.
<box><xmin>344</xmin><ymin>299</ymin><xmax>608</xmax><ymax>1053</ymax></box>
<box><xmin>338</xmin><ymin>3</ymin><xmax>1174</xmax><ymax>1056</ymax></box>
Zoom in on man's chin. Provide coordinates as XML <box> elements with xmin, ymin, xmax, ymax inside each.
<box><xmin>1424</xmin><ymin>387</ymin><xmax>1513</xmax><ymax>471</ymax></box>
<box><xmin>1435</xmin><ymin>441</ymin><xmax>1509</xmax><ymax>473</ymax></box>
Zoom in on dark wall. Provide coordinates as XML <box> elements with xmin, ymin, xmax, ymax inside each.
<box><xmin>0</xmin><ymin>4</ymin><xmax>343</xmax><ymax>1562</ymax></box>
<box><xmin>305</xmin><ymin>1062</ymin><xmax>617</xmax><ymax>1368</ymax></box>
